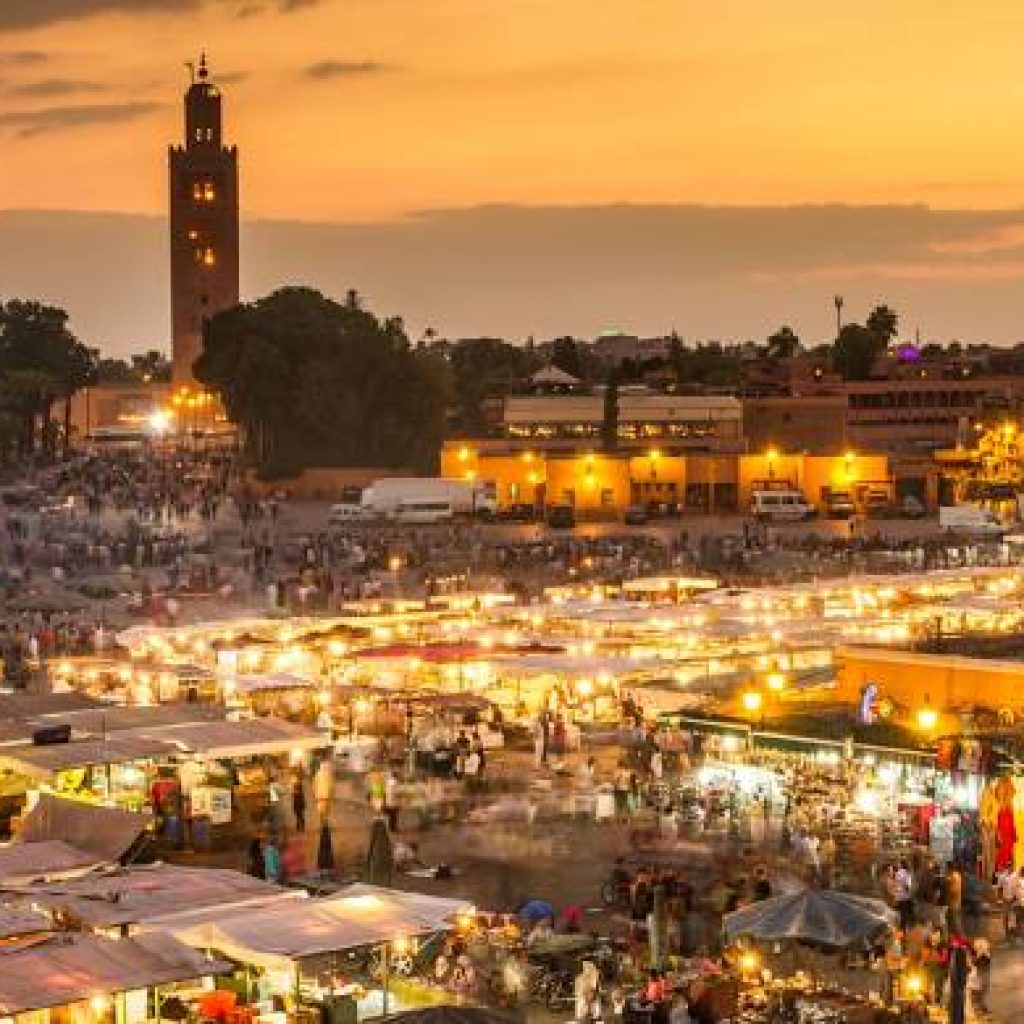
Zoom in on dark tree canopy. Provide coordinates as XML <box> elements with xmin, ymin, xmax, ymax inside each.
<box><xmin>832</xmin><ymin>304</ymin><xmax>900</xmax><ymax>381</ymax></box>
<box><xmin>97</xmin><ymin>349</ymin><xmax>172</xmax><ymax>384</ymax></box>
<box><xmin>0</xmin><ymin>299</ymin><xmax>96</xmax><ymax>459</ymax></box>
<box><xmin>195</xmin><ymin>287</ymin><xmax>450</xmax><ymax>475</ymax></box>
<box><xmin>550</xmin><ymin>336</ymin><xmax>583</xmax><ymax>379</ymax></box>
<box><xmin>766</xmin><ymin>325</ymin><xmax>800</xmax><ymax>359</ymax></box>
<box><xmin>445</xmin><ymin>337</ymin><xmax>541</xmax><ymax>433</ymax></box>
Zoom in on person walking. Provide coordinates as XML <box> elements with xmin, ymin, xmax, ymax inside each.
<box><xmin>944</xmin><ymin>861</ymin><xmax>963</xmax><ymax>936</ymax></box>
<box><xmin>893</xmin><ymin>859</ymin><xmax>915</xmax><ymax>932</ymax></box>
<box><xmin>314</xmin><ymin>757</ymin><xmax>333</xmax><ymax>821</ymax></box>
<box><xmin>247</xmin><ymin>836</ymin><xmax>265</xmax><ymax>879</ymax></box>
<box><xmin>262</xmin><ymin>836</ymin><xmax>282</xmax><ymax>883</ymax></box>
<box><xmin>291</xmin><ymin>775</ymin><xmax>307</xmax><ymax>833</ymax></box>
<box><xmin>384</xmin><ymin>770</ymin><xmax>400</xmax><ymax>832</ymax></box>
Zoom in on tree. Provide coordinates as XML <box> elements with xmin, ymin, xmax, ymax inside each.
<box><xmin>550</xmin><ymin>336</ymin><xmax>583</xmax><ymax>380</ymax></box>
<box><xmin>766</xmin><ymin>325</ymin><xmax>800</xmax><ymax>359</ymax></box>
<box><xmin>96</xmin><ymin>350</ymin><xmax>172</xmax><ymax>386</ymax></box>
<box><xmin>833</xmin><ymin>323</ymin><xmax>884</xmax><ymax>381</ymax></box>
<box><xmin>447</xmin><ymin>337</ymin><xmax>541</xmax><ymax>433</ymax></box>
<box><xmin>601</xmin><ymin>369</ymin><xmax>620</xmax><ymax>452</ymax></box>
<box><xmin>866</xmin><ymin>304</ymin><xmax>899</xmax><ymax>346</ymax></box>
<box><xmin>195</xmin><ymin>287</ymin><xmax>450</xmax><ymax>474</ymax></box>
<box><xmin>0</xmin><ymin>300</ymin><xmax>96</xmax><ymax>458</ymax></box>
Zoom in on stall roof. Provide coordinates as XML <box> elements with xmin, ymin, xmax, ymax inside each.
<box><xmin>18</xmin><ymin>864</ymin><xmax>295</xmax><ymax>929</ymax></box>
<box><xmin>227</xmin><ymin>673</ymin><xmax>315</xmax><ymax>694</ymax></box>
<box><xmin>16</xmin><ymin>793</ymin><xmax>149</xmax><ymax>863</ymax></box>
<box><xmin>37</xmin><ymin>704</ymin><xmax>224</xmax><ymax>736</ymax></box>
<box><xmin>136</xmin><ymin>716</ymin><xmax>327</xmax><ymax>759</ymax></box>
<box><xmin>497</xmin><ymin>653</ymin><xmax>670</xmax><ymax>679</ymax></box>
<box><xmin>0</xmin><ymin>931</ymin><xmax>230</xmax><ymax>1015</ymax></box>
<box><xmin>163</xmin><ymin>883</ymin><xmax>472</xmax><ymax>970</ymax></box>
<box><xmin>0</xmin><ymin>904</ymin><xmax>52</xmax><ymax>939</ymax></box>
<box><xmin>0</xmin><ymin>840</ymin><xmax>103</xmax><ymax>885</ymax></box>
<box><xmin>0</xmin><ymin>735</ymin><xmax>176</xmax><ymax>780</ymax></box>
<box><xmin>0</xmin><ymin>692</ymin><xmax>103</xmax><ymax>718</ymax></box>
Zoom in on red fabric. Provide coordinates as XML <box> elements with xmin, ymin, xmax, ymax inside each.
<box><xmin>996</xmin><ymin>805</ymin><xmax>1017</xmax><ymax>872</ymax></box>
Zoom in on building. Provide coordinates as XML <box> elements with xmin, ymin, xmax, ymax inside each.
<box><xmin>169</xmin><ymin>53</ymin><xmax>239</xmax><ymax>385</ymax></box>
<box><xmin>440</xmin><ymin>443</ymin><xmax>889</xmax><ymax>515</ymax></box>
<box><xmin>743</xmin><ymin>394</ymin><xmax>849</xmax><ymax>453</ymax></box>
<box><xmin>591</xmin><ymin>333</ymin><xmax>672</xmax><ymax>366</ymax></box>
<box><xmin>498</xmin><ymin>391</ymin><xmax>743</xmax><ymax>450</ymax></box>
<box><xmin>843</xmin><ymin>376</ymin><xmax>1022</xmax><ymax>451</ymax></box>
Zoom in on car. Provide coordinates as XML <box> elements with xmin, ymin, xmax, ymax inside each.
<box><xmin>501</xmin><ymin>503</ymin><xmax>538</xmax><ymax>523</ymax></box>
<box><xmin>824</xmin><ymin>492</ymin><xmax>855</xmax><ymax>519</ymax></box>
<box><xmin>327</xmin><ymin>502</ymin><xmax>374</xmax><ymax>526</ymax></box>
<box><xmin>624</xmin><ymin>504</ymin><xmax>649</xmax><ymax>525</ymax></box>
<box><xmin>546</xmin><ymin>504</ymin><xmax>576</xmax><ymax>529</ymax></box>
<box><xmin>901</xmin><ymin>495</ymin><xmax>926</xmax><ymax>519</ymax></box>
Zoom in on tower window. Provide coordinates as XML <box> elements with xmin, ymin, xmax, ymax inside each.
<box><xmin>195</xmin><ymin>247</ymin><xmax>216</xmax><ymax>266</ymax></box>
<box><xmin>187</xmin><ymin>229</ymin><xmax>199</xmax><ymax>241</ymax></box>
<box><xmin>192</xmin><ymin>181</ymin><xmax>216</xmax><ymax>203</ymax></box>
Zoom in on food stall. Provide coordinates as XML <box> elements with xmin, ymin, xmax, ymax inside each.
<box><xmin>158</xmin><ymin>884</ymin><xmax>474</xmax><ymax>1020</ymax></box>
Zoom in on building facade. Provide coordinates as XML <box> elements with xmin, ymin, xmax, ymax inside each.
<box><xmin>440</xmin><ymin>443</ymin><xmax>890</xmax><ymax>516</ymax></box>
<box><xmin>169</xmin><ymin>54</ymin><xmax>239</xmax><ymax>385</ymax></box>
<box><xmin>498</xmin><ymin>392</ymin><xmax>743</xmax><ymax>450</ymax></box>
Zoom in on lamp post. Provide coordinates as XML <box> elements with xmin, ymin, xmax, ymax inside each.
<box><xmin>916</xmin><ymin>697</ymin><xmax>939</xmax><ymax>733</ymax></box>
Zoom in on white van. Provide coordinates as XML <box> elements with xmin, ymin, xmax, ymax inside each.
<box><xmin>751</xmin><ymin>489</ymin><xmax>814</xmax><ymax>522</ymax></box>
<box><xmin>394</xmin><ymin>499</ymin><xmax>455</xmax><ymax>525</ymax></box>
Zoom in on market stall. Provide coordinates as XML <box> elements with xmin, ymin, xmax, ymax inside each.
<box><xmin>160</xmin><ymin>884</ymin><xmax>474</xmax><ymax>1019</ymax></box>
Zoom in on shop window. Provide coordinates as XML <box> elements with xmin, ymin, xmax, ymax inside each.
<box><xmin>600</xmin><ymin>488</ymin><xmax>615</xmax><ymax>507</ymax></box>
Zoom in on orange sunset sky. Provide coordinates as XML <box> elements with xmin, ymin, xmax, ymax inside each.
<box><xmin>2</xmin><ymin>0</ymin><xmax>1024</xmax><ymax>351</ymax></box>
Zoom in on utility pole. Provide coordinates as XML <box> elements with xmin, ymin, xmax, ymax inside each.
<box><xmin>833</xmin><ymin>295</ymin><xmax>844</xmax><ymax>338</ymax></box>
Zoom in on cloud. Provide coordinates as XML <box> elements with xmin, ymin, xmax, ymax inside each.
<box><xmin>9</xmin><ymin>204</ymin><xmax>1024</xmax><ymax>354</ymax></box>
<box><xmin>0</xmin><ymin>0</ymin><xmax>314</xmax><ymax>30</ymax></box>
<box><xmin>6</xmin><ymin>78</ymin><xmax>105</xmax><ymax>98</ymax></box>
<box><xmin>0</xmin><ymin>50</ymin><xmax>48</xmax><ymax>65</ymax></box>
<box><xmin>303</xmin><ymin>59</ymin><xmax>386</xmax><ymax>81</ymax></box>
<box><xmin>0</xmin><ymin>101</ymin><xmax>161</xmax><ymax>138</ymax></box>
<box><xmin>0</xmin><ymin>0</ymin><xmax>197</xmax><ymax>31</ymax></box>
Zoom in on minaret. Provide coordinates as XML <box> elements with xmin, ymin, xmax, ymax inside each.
<box><xmin>169</xmin><ymin>53</ymin><xmax>240</xmax><ymax>384</ymax></box>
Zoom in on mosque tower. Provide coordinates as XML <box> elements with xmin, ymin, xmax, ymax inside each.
<box><xmin>169</xmin><ymin>53</ymin><xmax>239</xmax><ymax>384</ymax></box>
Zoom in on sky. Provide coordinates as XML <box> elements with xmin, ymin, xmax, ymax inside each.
<box><xmin>2</xmin><ymin>0</ymin><xmax>1024</xmax><ymax>352</ymax></box>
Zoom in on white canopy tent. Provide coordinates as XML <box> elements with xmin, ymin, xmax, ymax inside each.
<box><xmin>159</xmin><ymin>884</ymin><xmax>472</xmax><ymax>971</ymax></box>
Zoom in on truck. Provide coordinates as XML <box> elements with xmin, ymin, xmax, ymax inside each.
<box><xmin>938</xmin><ymin>504</ymin><xmax>1004</xmax><ymax>534</ymax></box>
<box><xmin>360</xmin><ymin>477</ymin><xmax>497</xmax><ymax>520</ymax></box>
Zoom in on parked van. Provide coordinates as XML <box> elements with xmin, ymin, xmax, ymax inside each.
<box><xmin>547</xmin><ymin>504</ymin><xmax>576</xmax><ymax>529</ymax></box>
<box><xmin>394</xmin><ymin>499</ymin><xmax>455</xmax><ymax>525</ymax></box>
<box><xmin>751</xmin><ymin>489</ymin><xmax>814</xmax><ymax>522</ymax></box>
<box><xmin>824</xmin><ymin>491</ymin><xmax>855</xmax><ymax>520</ymax></box>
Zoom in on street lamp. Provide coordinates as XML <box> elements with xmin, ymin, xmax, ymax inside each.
<box><xmin>766</xmin><ymin>671</ymin><xmax>786</xmax><ymax>693</ymax></box>
<box><xmin>742</xmin><ymin>690</ymin><xmax>763</xmax><ymax>714</ymax></box>
<box><xmin>916</xmin><ymin>697</ymin><xmax>938</xmax><ymax>732</ymax></box>
<box><xmin>834</xmin><ymin>294</ymin><xmax>844</xmax><ymax>337</ymax></box>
